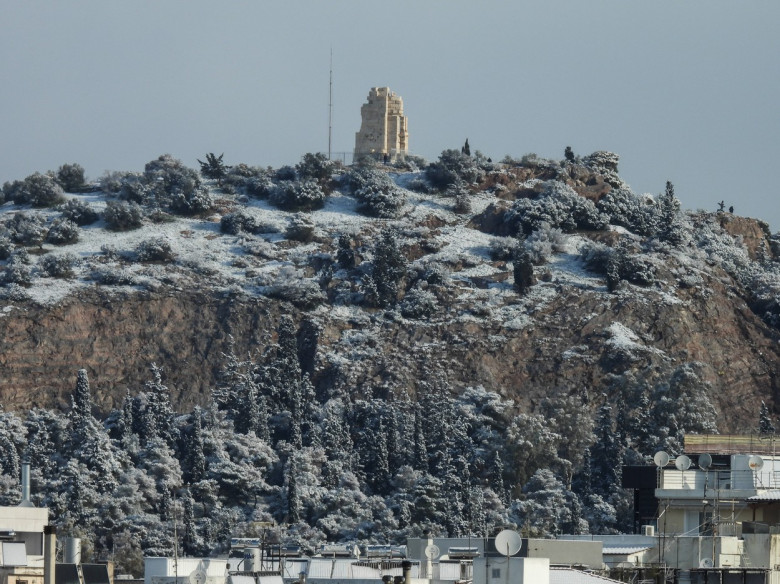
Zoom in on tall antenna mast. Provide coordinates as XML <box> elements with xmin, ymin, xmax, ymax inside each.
<box><xmin>328</xmin><ymin>47</ymin><xmax>333</xmax><ymax>160</ymax></box>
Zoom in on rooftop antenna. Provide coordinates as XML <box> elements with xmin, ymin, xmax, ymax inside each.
<box><xmin>328</xmin><ymin>47</ymin><xmax>333</xmax><ymax>161</ymax></box>
<box><xmin>494</xmin><ymin>529</ymin><xmax>522</xmax><ymax>584</ymax></box>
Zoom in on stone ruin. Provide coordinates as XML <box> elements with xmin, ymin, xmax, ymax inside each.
<box><xmin>354</xmin><ymin>87</ymin><xmax>409</xmax><ymax>162</ymax></box>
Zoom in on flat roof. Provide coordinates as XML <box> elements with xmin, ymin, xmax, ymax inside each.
<box><xmin>685</xmin><ymin>434</ymin><xmax>780</xmax><ymax>455</ymax></box>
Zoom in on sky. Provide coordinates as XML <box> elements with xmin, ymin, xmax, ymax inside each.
<box><xmin>2</xmin><ymin>1</ymin><xmax>779</xmax><ymax>230</ymax></box>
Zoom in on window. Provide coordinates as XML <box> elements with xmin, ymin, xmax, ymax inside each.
<box><xmin>492</xmin><ymin>569</ymin><xmax>501</xmax><ymax>579</ymax></box>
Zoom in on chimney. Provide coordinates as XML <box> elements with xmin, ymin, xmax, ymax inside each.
<box><xmin>402</xmin><ymin>561</ymin><xmax>412</xmax><ymax>584</ymax></box>
<box><xmin>19</xmin><ymin>460</ymin><xmax>34</xmax><ymax>507</ymax></box>
<box><xmin>44</xmin><ymin>526</ymin><xmax>57</xmax><ymax>584</ymax></box>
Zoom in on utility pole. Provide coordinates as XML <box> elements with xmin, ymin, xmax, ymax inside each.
<box><xmin>328</xmin><ymin>47</ymin><xmax>333</xmax><ymax>161</ymax></box>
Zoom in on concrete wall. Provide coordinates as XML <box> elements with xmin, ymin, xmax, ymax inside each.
<box><xmin>473</xmin><ymin>557</ymin><xmax>549</xmax><ymax>584</ymax></box>
<box><xmin>524</xmin><ymin>539</ymin><xmax>601</xmax><ymax>568</ymax></box>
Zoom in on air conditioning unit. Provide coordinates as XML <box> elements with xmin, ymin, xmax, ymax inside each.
<box><xmin>641</xmin><ymin>525</ymin><xmax>655</xmax><ymax>537</ymax></box>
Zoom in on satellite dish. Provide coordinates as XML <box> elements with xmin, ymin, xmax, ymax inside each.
<box><xmin>654</xmin><ymin>451</ymin><xmax>670</xmax><ymax>467</ymax></box>
<box><xmin>425</xmin><ymin>544</ymin><xmax>440</xmax><ymax>560</ymax></box>
<box><xmin>494</xmin><ymin>529</ymin><xmax>522</xmax><ymax>557</ymax></box>
<box><xmin>699</xmin><ymin>558</ymin><xmax>714</xmax><ymax>568</ymax></box>
<box><xmin>698</xmin><ymin>454</ymin><xmax>712</xmax><ymax>469</ymax></box>
<box><xmin>749</xmin><ymin>455</ymin><xmax>765</xmax><ymax>470</ymax></box>
<box><xmin>675</xmin><ymin>455</ymin><xmax>692</xmax><ymax>471</ymax></box>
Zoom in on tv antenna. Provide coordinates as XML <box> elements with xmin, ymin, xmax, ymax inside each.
<box><xmin>328</xmin><ymin>47</ymin><xmax>333</xmax><ymax>160</ymax></box>
<box><xmin>698</xmin><ymin>454</ymin><xmax>712</xmax><ymax>469</ymax></box>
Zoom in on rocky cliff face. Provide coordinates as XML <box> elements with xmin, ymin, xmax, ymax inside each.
<box><xmin>1</xmin><ymin>256</ymin><xmax>777</xmax><ymax>433</ymax></box>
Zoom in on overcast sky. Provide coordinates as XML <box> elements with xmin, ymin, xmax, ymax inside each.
<box><xmin>2</xmin><ymin>1</ymin><xmax>779</xmax><ymax>229</ymax></box>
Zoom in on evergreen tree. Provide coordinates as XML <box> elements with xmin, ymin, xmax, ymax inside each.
<box><xmin>512</xmin><ymin>243</ymin><xmax>535</xmax><ymax>294</ymax></box>
<box><xmin>143</xmin><ymin>364</ymin><xmax>179</xmax><ymax>448</ymax></box>
<box><xmin>297</xmin><ymin>318</ymin><xmax>321</xmax><ymax>379</ymax></box>
<box><xmin>181</xmin><ymin>488</ymin><xmax>204</xmax><ymax>556</ymax></box>
<box><xmin>286</xmin><ymin>455</ymin><xmax>302</xmax><ymax>523</ymax></box>
<box><xmin>183</xmin><ymin>408</ymin><xmax>207</xmax><ymax>484</ymax></box>
<box><xmin>197</xmin><ymin>153</ymin><xmax>230</xmax><ymax>183</ymax></box>
<box><xmin>760</xmin><ymin>401</ymin><xmax>776</xmax><ymax>434</ymax></box>
<box><xmin>364</xmin><ymin>229</ymin><xmax>406</xmax><ymax>308</ymax></box>
<box><xmin>336</xmin><ymin>234</ymin><xmax>356</xmax><ymax>269</ymax></box>
<box><xmin>591</xmin><ymin>400</ymin><xmax>622</xmax><ymax>500</ymax></box>
<box><xmin>657</xmin><ymin>180</ymin><xmax>685</xmax><ymax>245</ymax></box>
<box><xmin>462</xmin><ymin>138</ymin><xmax>471</xmax><ymax>157</ymax></box>
<box><xmin>413</xmin><ymin>404</ymin><xmax>428</xmax><ymax>472</ymax></box>
<box><xmin>490</xmin><ymin>451</ymin><xmax>507</xmax><ymax>504</ymax></box>
<box><xmin>564</xmin><ymin>146</ymin><xmax>575</xmax><ymax>163</ymax></box>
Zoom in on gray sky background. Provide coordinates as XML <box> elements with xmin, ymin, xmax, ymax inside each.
<box><xmin>2</xmin><ymin>1</ymin><xmax>779</xmax><ymax>230</ymax></box>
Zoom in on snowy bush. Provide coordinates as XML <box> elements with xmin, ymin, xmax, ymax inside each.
<box><xmin>505</xmin><ymin>181</ymin><xmax>608</xmax><ymax>235</ymax></box>
<box><xmin>144</xmin><ymin>154</ymin><xmax>201</xmax><ymax>197</ymax></box>
<box><xmin>222</xmin><ymin>164</ymin><xmax>273</xmax><ymax>197</ymax></box>
<box><xmin>104</xmin><ymin>201</ymin><xmax>143</xmax><ymax>231</ymax></box>
<box><xmin>296</xmin><ymin>152</ymin><xmax>334</xmax><ymax>185</ymax></box>
<box><xmin>583</xmin><ymin>150</ymin><xmax>625</xmax><ymax>189</ymax></box>
<box><xmin>99</xmin><ymin>170</ymin><xmax>136</xmax><ymax>196</ymax></box>
<box><xmin>168</xmin><ymin>185</ymin><xmax>214</xmax><ymax>216</ymax></box>
<box><xmin>0</xmin><ymin>237</ymin><xmax>12</xmax><ymax>260</ymax></box>
<box><xmin>345</xmin><ymin>167</ymin><xmax>406</xmax><ymax>218</ymax></box>
<box><xmin>220</xmin><ymin>210</ymin><xmax>276</xmax><ymax>236</ymax></box>
<box><xmin>46</xmin><ymin>219</ymin><xmax>80</xmax><ymax>245</ymax></box>
<box><xmin>400</xmin><ymin>288</ymin><xmax>437</xmax><ymax>319</ymax></box>
<box><xmin>60</xmin><ymin>198</ymin><xmax>99</xmax><ymax>226</ymax></box>
<box><xmin>8</xmin><ymin>173</ymin><xmax>66</xmax><ymax>207</ymax></box>
<box><xmin>40</xmin><ymin>253</ymin><xmax>77</xmax><ymax>278</ymax></box>
<box><xmin>286</xmin><ymin>213</ymin><xmax>316</xmax><ymax>242</ymax></box>
<box><xmin>264</xmin><ymin>266</ymin><xmax>325</xmax><ymax>309</ymax></box>
<box><xmin>6</xmin><ymin>213</ymin><xmax>47</xmax><ymax>247</ymax></box>
<box><xmin>55</xmin><ymin>163</ymin><xmax>86</xmax><ymax>192</ymax></box>
<box><xmin>426</xmin><ymin>149</ymin><xmax>485</xmax><ymax>189</ymax></box>
<box><xmin>2</xmin><ymin>255</ymin><xmax>32</xmax><ymax>286</ymax></box>
<box><xmin>597</xmin><ymin>188</ymin><xmax>659</xmax><ymax>236</ymax></box>
<box><xmin>91</xmin><ymin>265</ymin><xmax>136</xmax><ymax>286</ymax></box>
<box><xmin>489</xmin><ymin>236</ymin><xmax>517</xmax><ymax>261</ymax></box>
<box><xmin>269</xmin><ymin>180</ymin><xmax>326</xmax><ymax>212</ymax></box>
<box><xmin>524</xmin><ymin>224</ymin><xmax>567</xmax><ymax>265</ymax></box>
<box><xmin>274</xmin><ymin>165</ymin><xmax>297</xmax><ymax>181</ymax></box>
<box><xmin>136</xmin><ymin>237</ymin><xmax>175</xmax><ymax>262</ymax></box>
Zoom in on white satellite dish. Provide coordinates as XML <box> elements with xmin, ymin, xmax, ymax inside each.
<box><xmin>749</xmin><ymin>455</ymin><xmax>765</xmax><ymax>470</ymax></box>
<box><xmin>425</xmin><ymin>544</ymin><xmax>440</xmax><ymax>560</ymax></box>
<box><xmin>675</xmin><ymin>455</ymin><xmax>692</xmax><ymax>471</ymax></box>
<box><xmin>699</xmin><ymin>558</ymin><xmax>714</xmax><ymax>568</ymax></box>
<box><xmin>494</xmin><ymin>529</ymin><xmax>522</xmax><ymax>557</ymax></box>
<box><xmin>654</xmin><ymin>451</ymin><xmax>670</xmax><ymax>467</ymax></box>
<box><xmin>698</xmin><ymin>454</ymin><xmax>712</xmax><ymax>469</ymax></box>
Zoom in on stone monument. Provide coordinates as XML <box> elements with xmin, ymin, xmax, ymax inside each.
<box><xmin>354</xmin><ymin>87</ymin><xmax>409</xmax><ymax>162</ymax></box>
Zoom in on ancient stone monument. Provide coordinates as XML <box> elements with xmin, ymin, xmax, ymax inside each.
<box><xmin>354</xmin><ymin>87</ymin><xmax>409</xmax><ymax>162</ymax></box>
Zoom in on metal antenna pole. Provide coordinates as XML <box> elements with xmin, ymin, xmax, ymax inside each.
<box><xmin>328</xmin><ymin>47</ymin><xmax>333</xmax><ymax>160</ymax></box>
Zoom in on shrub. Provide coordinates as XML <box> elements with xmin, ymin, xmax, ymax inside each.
<box><xmin>46</xmin><ymin>219</ymin><xmax>79</xmax><ymax>245</ymax></box>
<box><xmin>99</xmin><ymin>171</ymin><xmax>139</xmax><ymax>196</ymax></box>
<box><xmin>169</xmin><ymin>186</ymin><xmax>214</xmax><ymax>216</ymax></box>
<box><xmin>60</xmin><ymin>198</ymin><xmax>99</xmax><ymax>226</ymax></box>
<box><xmin>223</xmin><ymin>165</ymin><xmax>274</xmax><ymax>198</ymax></box>
<box><xmin>104</xmin><ymin>201</ymin><xmax>143</xmax><ymax>231</ymax></box>
<box><xmin>286</xmin><ymin>213</ymin><xmax>316</xmax><ymax>242</ymax></box>
<box><xmin>118</xmin><ymin>177</ymin><xmax>152</xmax><ymax>204</ymax></box>
<box><xmin>40</xmin><ymin>253</ymin><xmax>77</xmax><ymax>278</ymax></box>
<box><xmin>220</xmin><ymin>210</ymin><xmax>276</xmax><ymax>235</ymax></box>
<box><xmin>274</xmin><ymin>165</ymin><xmax>297</xmax><ymax>181</ymax></box>
<box><xmin>0</xmin><ymin>237</ymin><xmax>13</xmax><ymax>260</ymax></box>
<box><xmin>505</xmin><ymin>181</ymin><xmax>608</xmax><ymax>235</ymax></box>
<box><xmin>512</xmin><ymin>244</ymin><xmax>536</xmax><ymax>294</ymax></box>
<box><xmin>197</xmin><ymin>153</ymin><xmax>231</xmax><ymax>181</ymax></box>
<box><xmin>400</xmin><ymin>288</ymin><xmax>437</xmax><ymax>319</ymax></box>
<box><xmin>6</xmin><ymin>213</ymin><xmax>47</xmax><ymax>246</ymax></box>
<box><xmin>55</xmin><ymin>163</ymin><xmax>86</xmax><ymax>192</ymax></box>
<box><xmin>269</xmin><ymin>180</ymin><xmax>326</xmax><ymax>211</ymax></box>
<box><xmin>336</xmin><ymin>234</ymin><xmax>356</xmax><ymax>269</ymax></box>
<box><xmin>144</xmin><ymin>154</ymin><xmax>201</xmax><ymax>195</ymax></box>
<box><xmin>524</xmin><ymin>224</ymin><xmax>567</xmax><ymax>265</ymax></box>
<box><xmin>489</xmin><ymin>237</ymin><xmax>517</xmax><ymax>261</ymax></box>
<box><xmin>136</xmin><ymin>237</ymin><xmax>175</xmax><ymax>262</ymax></box>
<box><xmin>345</xmin><ymin>167</ymin><xmax>406</xmax><ymax>218</ymax></box>
<box><xmin>426</xmin><ymin>149</ymin><xmax>485</xmax><ymax>189</ymax></box>
<box><xmin>3</xmin><ymin>255</ymin><xmax>32</xmax><ymax>286</ymax></box>
<box><xmin>296</xmin><ymin>153</ymin><xmax>334</xmax><ymax>185</ymax></box>
<box><xmin>91</xmin><ymin>266</ymin><xmax>136</xmax><ymax>286</ymax></box>
<box><xmin>11</xmin><ymin>173</ymin><xmax>66</xmax><ymax>207</ymax></box>
<box><xmin>596</xmin><ymin>188</ymin><xmax>659</xmax><ymax>236</ymax></box>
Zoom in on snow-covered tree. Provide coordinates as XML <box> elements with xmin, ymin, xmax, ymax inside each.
<box><xmin>759</xmin><ymin>401</ymin><xmax>776</xmax><ymax>434</ymax></box>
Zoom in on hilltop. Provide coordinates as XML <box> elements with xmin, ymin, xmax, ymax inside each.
<box><xmin>0</xmin><ymin>150</ymin><xmax>777</xmax><ymax>430</ymax></box>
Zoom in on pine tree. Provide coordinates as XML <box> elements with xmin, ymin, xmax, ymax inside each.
<box><xmin>297</xmin><ymin>318</ymin><xmax>321</xmax><ymax>379</ymax></box>
<box><xmin>759</xmin><ymin>401</ymin><xmax>776</xmax><ymax>434</ymax></box>
<box><xmin>512</xmin><ymin>243</ymin><xmax>535</xmax><ymax>294</ymax></box>
<box><xmin>413</xmin><ymin>404</ymin><xmax>428</xmax><ymax>472</ymax></box>
<box><xmin>490</xmin><ymin>451</ymin><xmax>507</xmax><ymax>504</ymax></box>
<box><xmin>286</xmin><ymin>455</ymin><xmax>302</xmax><ymax>523</ymax></box>
<box><xmin>182</xmin><ymin>488</ymin><xmax>204</xmax><ymax>556</ymax></box>
<box><xmin>462</xmin><ymin>138</ymin><xmax>471</xmax><ymax>157</ymax></box>
<box><xmin>143</xmin><ymin>364</ymin><xmax>179</xmax><ymax>447</ymax></box>
<box><xmin>184</xmin><ymin>408</ymin><xmax>207</xmax><ymax>484</ymax></box>
<box><xmin>591</xmin><ymin>399</ymin><xmax>622</xmax><ymax>500</ymax></box>
<box><xmin>364</xmin><ymin>229</ymin><xmax>406</xmax><ymax>308</ymax></box>
<box><xmin>657</xmin><ymin>180</ymin><xmax>684</xmax><ymax>245</ymax></box>
<box><xmin>197</xmin><ymin>153</ymin><xmax>230</xmax><ymax>182</ymax></box>
<box><xmin>336</xmin><ymin>234</ymin><xmax>356</xmax><ymax>269</ymax></box>
<box><xmin>564</xmin><ymin>146</ymin><xmax>575</xmax><ymax>163</ymax></box>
